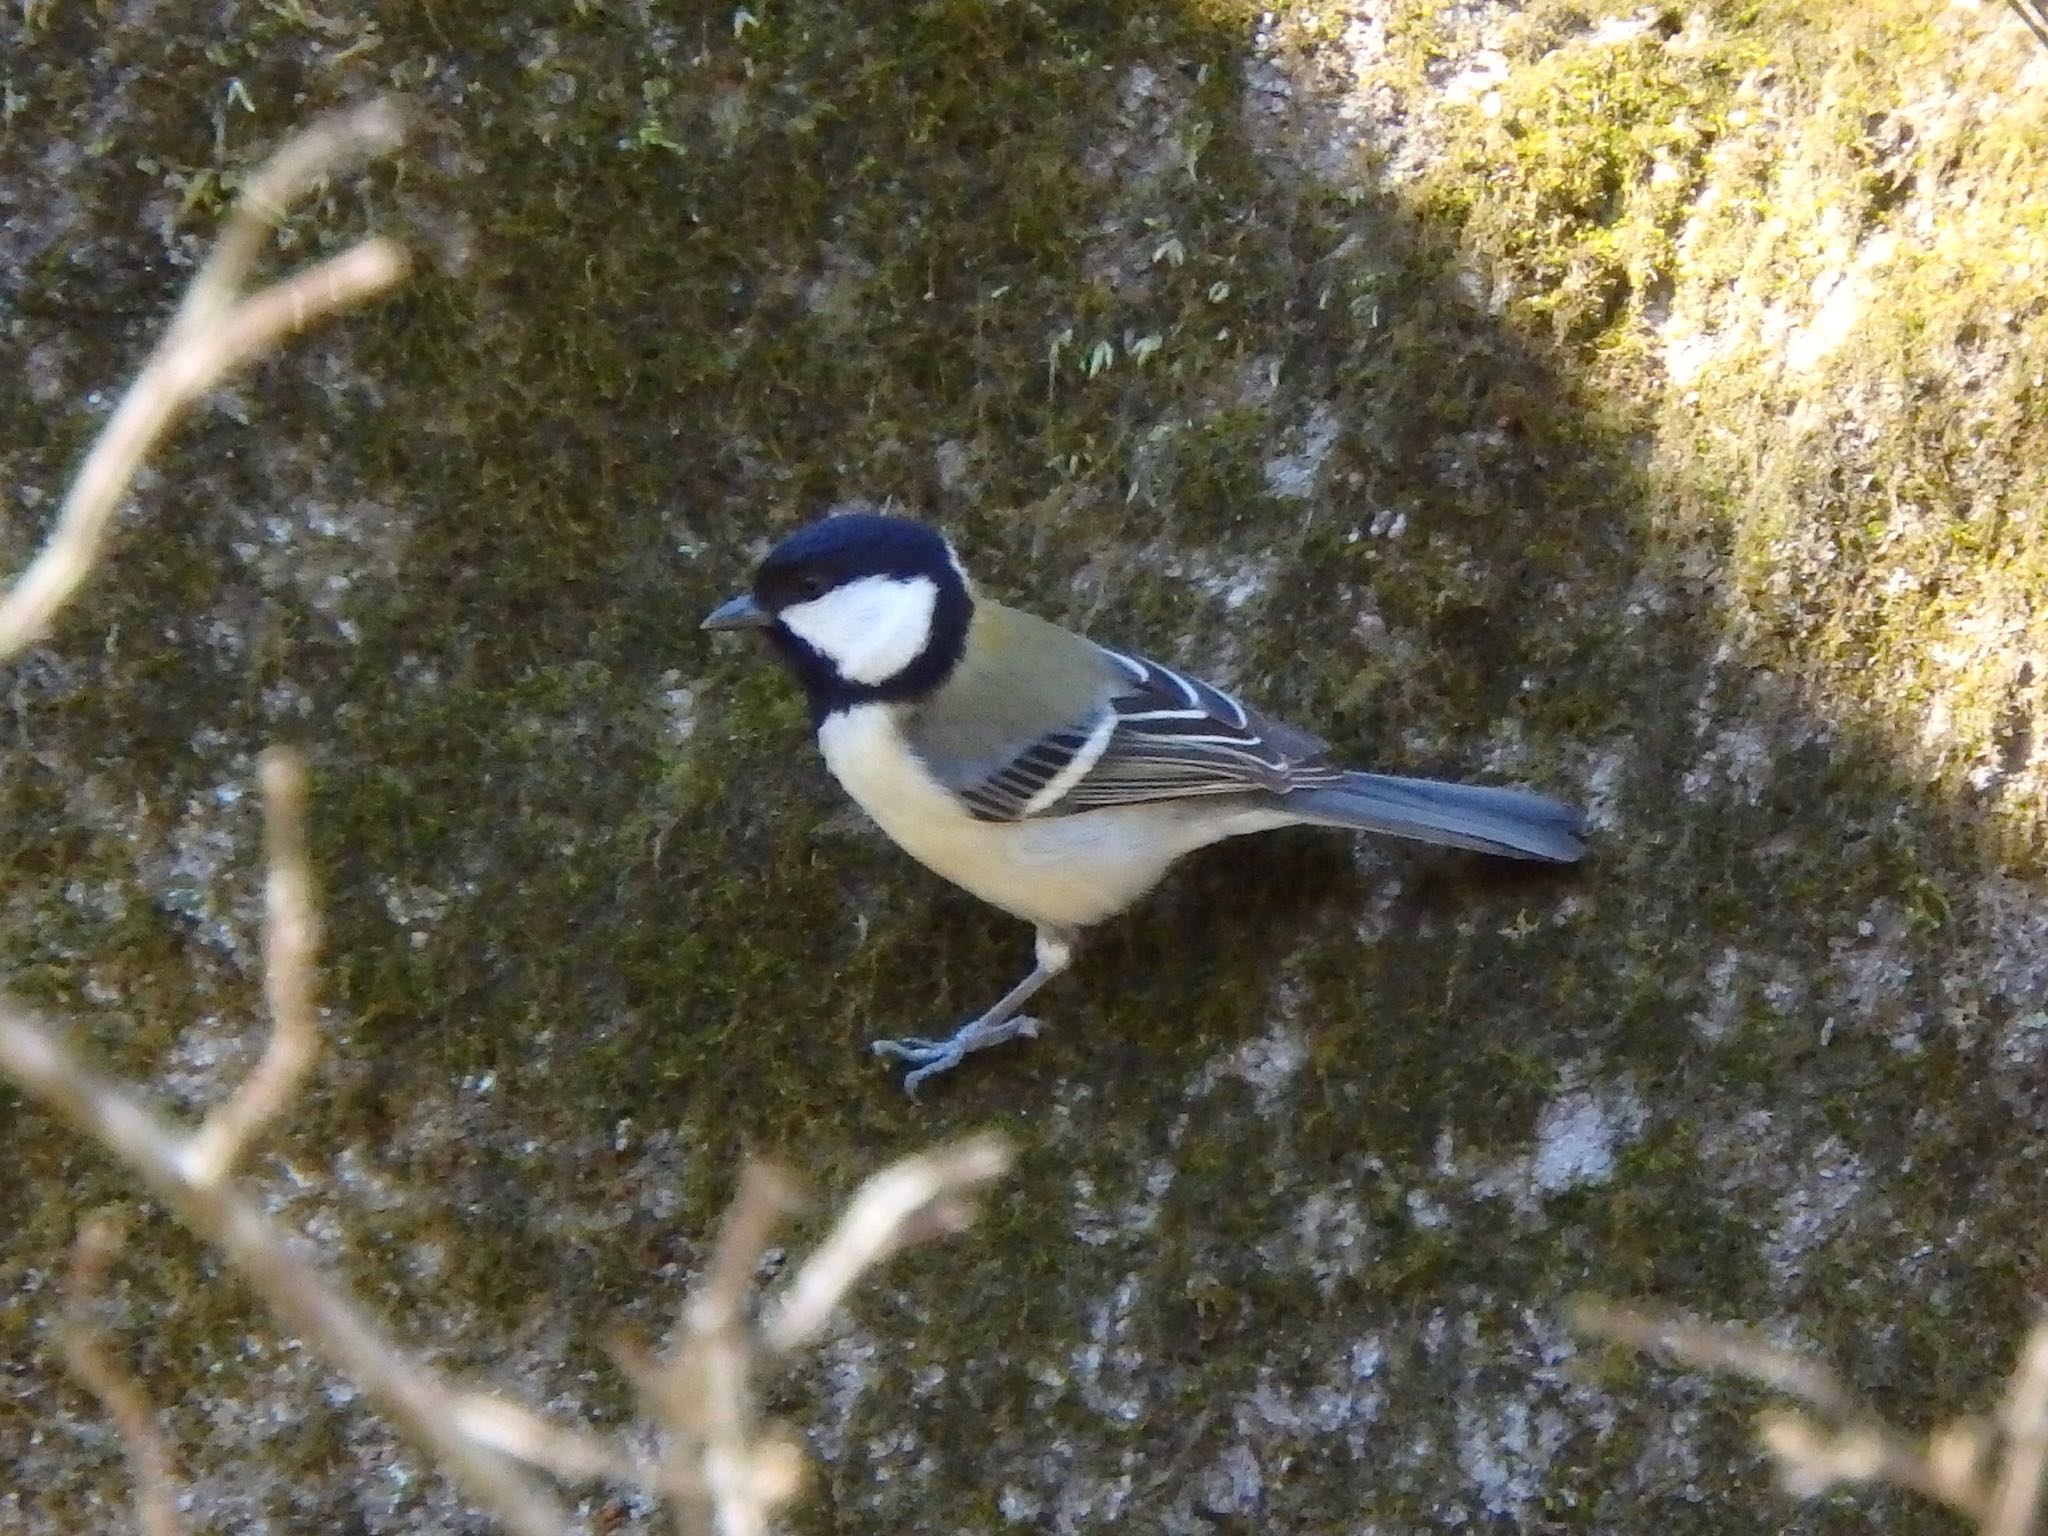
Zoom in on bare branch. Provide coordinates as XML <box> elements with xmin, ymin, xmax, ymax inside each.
<box><xmin>608</xmin><ymin>1139</ymin><xmax>1015</xmax><ymax>1536</ymax></box>
<box><xmin>9</xmin><ymin>983</ymin><xmax>1021</xmax><ymax>1536</ymax></box>
<box><xmin>209</xmin><ymin>238</ymin><xmax>409</xmax><ymax>378</ymax></box>
<box><xmin>762</xmin><ymin>1134</ymin><xmax>1013</xmax><ymax>1353</ymax></box>
<box><xmin>1988</xmin><ymin>1323</ymin><xmax>2048</xmax><ymax>1536</ymax></box>
<box><xmin>0</xmin><ymin>1003</ymin><xmax>574</xmax><ymax>1536</ymax></box>
<box><xmin>2008</xmin><ymin>0</ymin><xmax>2048</xmax><ymax>53</ymax></box>
<box><xmin>694</xmin><ymin>1161</ymin><xmax>804</xmax><ymax>1339</ymax></box>
<box><xmin>57</xmin><ymin>1214</ymin><xmax>186</xmax><ymax>1536</ymax></box>
<box><xmin>625</xmin><ymin>1160</ymin><xmax>805</xmax><ymax>1536</ymax></box>
<box><xmin>1754</xmin><ymin>1410</ymin><xmax>1992</xmax><ymax>1518</ymax></box>
<box><xmin>451</xmin><ymin>1393</ymin><xmax>656</xmax><ymax>1489</ymax></box>
<box><xmin>181</xmin><ymin>748</ymin><xmax>322</xmax><ymax>1186</ymax></box>
<box><xmin>1569</xmin><ymin>1299</ymin><xmax>1862</xmax><ymax>1419</ymax></box>
<box><xmin>187</xmin><ymin>99</ymin><xmax>405</xmax><ymax>329</ymax></box>
<box><xmin>1570</xmin><ymin>1299</ymin><xmax>2043</xmax><ymax>1528</ymax></box>
<box><xmin>180</xmin><ymin>750</ymin><xmax>318</xmax><ymax>1179</ymax></box>
<box><xmin>0</xmin><ymin>100</ymin><xmax>409</xmax><ymax>665</ymax></box>
<box><xmin>2</xmin><ymin>98</ymin><xmax>1022</xmax><ymax>1536</ymax></box>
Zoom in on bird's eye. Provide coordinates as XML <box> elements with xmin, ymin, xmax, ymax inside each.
<box><xmin>795</xmin><ymin>574</ymin><xmax>826</xmax><ymax>601</ymax></box>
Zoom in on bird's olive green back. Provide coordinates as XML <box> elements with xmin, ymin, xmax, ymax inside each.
<box><xmin>899</xmin><ymin>598</ymin><xmax>1119</xmax><ymax>784</ymax></box>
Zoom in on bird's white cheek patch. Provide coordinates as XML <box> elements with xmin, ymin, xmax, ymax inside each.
<box><xmin>779</xmin><ymin>574</ymin><xmax>939</xmax><ymax>685</ymax></box>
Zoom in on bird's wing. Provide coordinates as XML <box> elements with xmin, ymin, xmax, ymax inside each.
<box><xmin>927</xmin><ymin>641</ymin><xmax>1344</xmax><ymax>824</ymax></box>
<box><xmin>1038</xmin><ymin>646</ymin><xmax>1344</xmax><ymax>814</ymax></box>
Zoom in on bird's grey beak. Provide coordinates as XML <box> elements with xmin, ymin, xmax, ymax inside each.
<box><xmin>701</xmin><ymin>593</ymin><xmax>771</xmax><ymax>631</ymax></box>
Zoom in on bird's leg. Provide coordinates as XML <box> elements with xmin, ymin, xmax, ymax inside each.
<box><xmin>871</xmin><ymin>927</ymin><xmax>1077</xmax><ymax>1096</ymax></box>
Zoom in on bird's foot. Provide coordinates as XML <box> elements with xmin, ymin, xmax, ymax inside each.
<box><xmin>870</xmin><ymin>1015</ymin><xmax>1041</xmax><ymax>1098</ymax></box>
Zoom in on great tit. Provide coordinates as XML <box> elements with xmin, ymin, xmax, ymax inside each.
<box><xmin>704</xmin><ymin>507</ymin><xmax>1585</xmax><ymax>1094</ymax></box>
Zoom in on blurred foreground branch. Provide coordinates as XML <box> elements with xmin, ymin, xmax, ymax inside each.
<box><xmin>0</xmin><ymin>99</ymin><xmax>408</xmax><ymax>664</ymax></box>
<box><xmin>456</xmin><ymin>1137</ymin><xmax>1013</xmax><ymax>1536</ymax></box>
<box><xmin>56</xmin><ymin>1215</ymin><xmax>185</xmax><ymax>1536</ymax></box>
<box><xmin>1573</xmin><ymin>1299</ymin><xmax>2048</xmax><ymax>1535</ymax></box>
<box><xmin>0</xmin><ymin>103</ymin><xmax>1014</xmax><ymax>1535</ymax></box>
<box><xmin>0</xmin><ymin>751</ymin><xmax>573</xmax><ymax>1536</ymax></box>
<box><xmin>2009</xmin><ymin>0</ymin><xmax>2048</xmax><ymax>52</ymax></box>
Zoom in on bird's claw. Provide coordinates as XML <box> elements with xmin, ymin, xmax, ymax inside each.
<box><xmin>869</xmin><ymin>1016</ymin><xmax>1041</xmax><ymax>1098</ymax></box>
<box><xmin>868</xmin><ymin>1035</ymin><xmax>965</xmax><ymax>1099</ymax></box>
<box><xmin>870</xmin><ymin>1036</ymin><xmax>948</xmax><ymax>1061</ymax></box>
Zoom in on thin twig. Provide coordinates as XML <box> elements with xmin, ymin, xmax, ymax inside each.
<box><xmin>1755</xmin><ymin>1410</ymin><xmax>1992</xmax><ymax>1519</ymax></box>
<box><xmin>1570</xmin><ymin>1299</ymin><xmax>2038</xmax><ymax>1528</ymax></box>
<box><xmin>1988</xmin><ymin>1323</ymin><xmax>2048</xmax><ymax>1536</ymax></box>
<box><xmin>1</xmin><ymin>99</ymin><xmax>1021</xmax><ymax>1535</ymax></box>
<box><xmin>629</xmin><ymin>1161</ymin><xmax>805</xmax><ymax>1536</ymax></box>
<box><xmin>182</xmin><ymin>748</ymin><xmax>321</xmax><ymax>1186</ymax></box>
<box><xmin>762</xmin><ymin>1134</ymin><xmax>1013</xmax><ymax>1353</ymax></box>
<box><xmin>0</xmin><ymin>1003</ymin><xmax>573</xmax><ymax>1536</ymax></box>
<box><xmin>693</xmin><ymin>1162</ymin><xmax>804</xmax><ymax>1339</ymax></box>
<box><xmin>451</xmin><ymin>1392</ymin><xmax>660</xmax><ymax>1489</ymax></box>
<box><xmin>10</xmin><ymin>1000</ymin><xmax>1017</xmax><ymax>1536</ymax></box>
<box><xmin>618</xmin><ymin>1139</ymin><xmax>1014</xmax><ymax>1536</ymax></box>
<box><xmin>57</xmin><ymin>1214</ymin><xmax>186</xmax><ymax>1536</ymax></box>
<box><xmin>0</xmin><ymin>99</ymin><xmax>408</xmax><ymax>665</ymax></box>
<box><xmin>185</xmin><ymin>101</ymin><xmax>402</xmax><ymax>328</ymax></box>
<box><xmin>677</xmin><ymin>1160</ymin><xmax>809</xmax><ymax>1536</ymax></box>
<box><xmin>2007</xmin><ymin>0</ymin><xmax>2048</xmax><ymax>52</ymax></box>
<box><xmin>1569</xmin><ymin>1299</ymin><xmax>1863</xmax><ymax>1419</ymax></box>
<box><xmin>208</xmin><ymin>239</ymin><xmax>408</xmax><ymax>377</ymax></box>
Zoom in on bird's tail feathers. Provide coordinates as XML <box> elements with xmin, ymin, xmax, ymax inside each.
<box><xmin>1281</xmin><ymin>772</ymin><xmax>1586</xmax><ymax>864</ymax></box>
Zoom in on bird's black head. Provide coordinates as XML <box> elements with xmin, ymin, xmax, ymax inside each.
<box><xmin>702</xmin><ymin>506</ymin><xmax>974</xmax><ymax>720</ymax></box>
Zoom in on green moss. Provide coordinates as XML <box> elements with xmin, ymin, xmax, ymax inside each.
<box><xmin>1405</xmin><ymin>23</ymin><xmax>1749</xmax><ymax>364</ymax></box>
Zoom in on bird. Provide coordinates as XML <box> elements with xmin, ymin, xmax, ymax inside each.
<box><xmin>703</xmin><ymin>506</ymin><xmax>1586</xmax><ymax>1094</ymax></box>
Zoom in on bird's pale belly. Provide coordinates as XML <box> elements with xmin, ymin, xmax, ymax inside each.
<box><xmin>817</xmin><ymin>705</ymin><xmax>1225</xmax><ymax>930</ymax></box>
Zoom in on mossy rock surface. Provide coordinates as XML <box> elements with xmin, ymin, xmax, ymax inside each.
<box><xmin>2</xmin><ymin>2</ymin><xmax>2044</xmax><ymax>1531</ymax></box>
